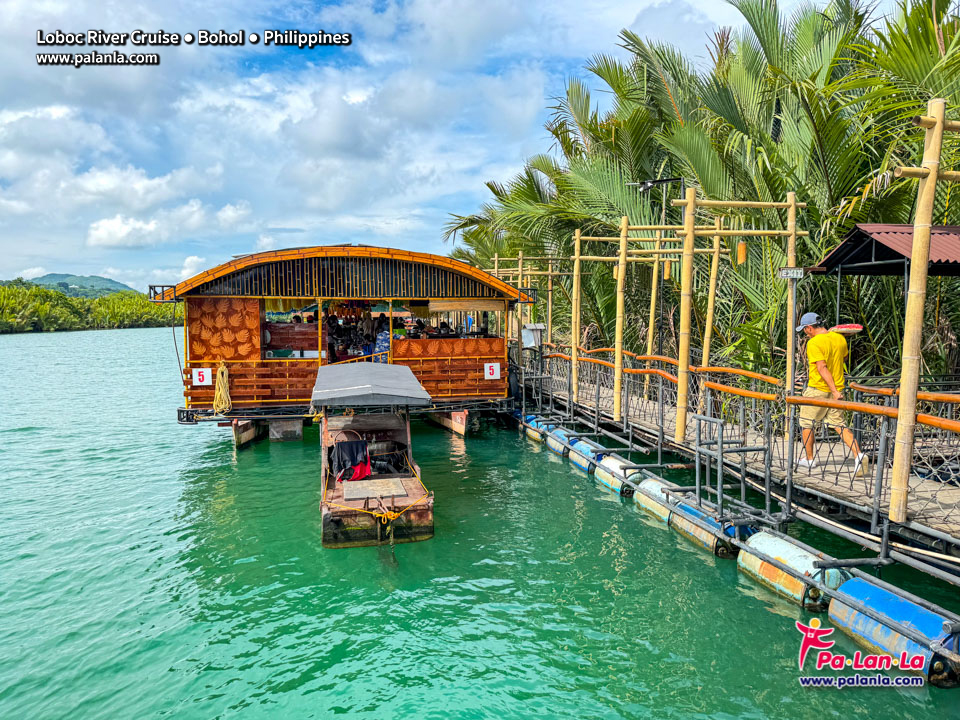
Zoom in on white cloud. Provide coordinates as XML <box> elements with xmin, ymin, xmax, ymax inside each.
<box><xmin>0</xmin><ymin>0</ymin><xmax>792</xmax><ymax>284</ymax></box>
<box><xmin>255</xmin><ymin>234</ymin><xmax>277</xmax><ymax>251</ymax></box>
<box><xmin>87</xmin><ymin>215</ymin><xmax>161</xmax><ymax>247</ymax></box>
<box><xmin>65</xmin><ymin>165</ymin><xmax>217</xmax><ymax>213</ymax></box>
<box><xmin>86</xmin><ymin>200</ymin><xmax>211</xmax><ymax>247</ymax></box>
<box><xmin>179</xmin><ymin>255</ymin><xmax>206</xmax><ymax>281</ymax></box>
<box><xmin>19</xmin><ymin>266</ymin><xmax>46</xmax><ymax>279</ymax></box>
<box><xmin>217</xmin><ymin>201</ymin><xmax>252</xmax><ymax>228</ymax></box>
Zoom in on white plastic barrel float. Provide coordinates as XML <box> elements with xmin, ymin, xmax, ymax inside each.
<box><xmin>737</xmin><ymin>532</ymin><xmax>851</xmax><ymax>611</ymax></box>
<box><xmin>634</xmin><ymin>477</ymin><xmax>673</xmax><ymax>522</ymax></box>
<box><xmin>829</xmin><ymin>577</ymin><xmax>960</xmax><ymax>688</ymax></box>
<box><xmin>524</xmin><ymin>416</ymin><xmax>554</xmax><ymax>443</ymax></box>
<box><xmin>593</xmin><ymin>453</ymin><xmax>639</xmax><ymax>497</ymax></box>
<box><xmin>546</xmin><ymin>426</ymin><xmax>578</xmax><ymax>456</ymax></box>
<box><xmin>568</xmin><ymin>438</ymin><xmax>606</xmax><ymax>473</ymax></box>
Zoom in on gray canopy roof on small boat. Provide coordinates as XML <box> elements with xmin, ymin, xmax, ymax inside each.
<box><xmin>311</xmin><ymin>363</ymin><xmax>432</xmax><ymax>407</ymax></box>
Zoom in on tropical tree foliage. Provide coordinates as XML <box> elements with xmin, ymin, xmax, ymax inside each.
<box><xmin>0</xmin><ymin>281</ymin><xmax>182</xmax><ymax>333</ymax></box>
<box><xmin>447</xmin><ymin>0</ymin><xmax>960</xmax><ymax>378</ymax></box>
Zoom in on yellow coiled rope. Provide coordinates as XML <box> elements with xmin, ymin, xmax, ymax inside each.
<box><xmin>212</xmin><ymin>361</ymin><xmax>232</xmax><ymax>414</ymax></box>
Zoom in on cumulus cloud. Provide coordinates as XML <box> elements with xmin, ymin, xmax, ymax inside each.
<box><xmin>179</xmin><ymin>255</ymin><xmax>206</xmax><ymax>280</ymax></box>
<box><xmin>87</xmin><ymin>216</ymin><xmax>161</xmax><ymax>247</ymax></box>
<box><xmin>217</xmin><ymin>201</ymin><xmax>252</xmax><ymax>228</ymax></box>
<box><xmin>255</xmin><ymin>234</ymin><xmax>277</xmax><ymax>251</ymax></box>
<box><xmin>19</xmin><ymin>266</ymin><xmax>47</xmax><ymax>279</ymax></box>
<box><xmin>86</xmin><ymin>200</ymin><xmax>210</xmax><ymax>247</ymax></box>
<box><xmin>0</xmin><ymin>0</ymin><xmax>744</xmax><ymax>282</ymax></box>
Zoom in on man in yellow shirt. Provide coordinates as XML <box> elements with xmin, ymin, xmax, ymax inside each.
<box><xmin>795</xmin><ymin>312</ymin><xmax>867</xmax><ymax>475</ymax></box>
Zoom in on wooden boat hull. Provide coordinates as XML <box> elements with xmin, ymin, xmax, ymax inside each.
<box><xmin>321</xmin><ymin>498</ymin><xmax>434</xmax><ymax>548</ymax></box>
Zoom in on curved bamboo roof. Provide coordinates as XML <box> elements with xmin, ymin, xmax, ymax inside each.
<box><xmin>153</xmin><ymin>245</ymin><xmax>531</xmax><ymax>302</ymax></box>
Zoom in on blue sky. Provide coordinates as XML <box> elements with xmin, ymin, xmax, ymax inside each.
<box><xmin>2</xmin><ymin>0</ymin><xmax>895</xmax><ymax>290</ymax></box>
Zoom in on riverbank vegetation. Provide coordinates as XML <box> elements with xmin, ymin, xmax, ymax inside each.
<box><xmin>0</xmin><ymin>281</ymin><xmax>181</xmax><ymax>333</ymax></box>
<box><xmin>447</xmin><ymin>0</ymin><xmax>960</xmax><ymax>378</ymax></box>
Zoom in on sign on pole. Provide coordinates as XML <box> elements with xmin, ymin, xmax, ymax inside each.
<box><xmin>778</xmin><ymin>267</ymin><xmax>805</xmax><ymax>280</ymax></box>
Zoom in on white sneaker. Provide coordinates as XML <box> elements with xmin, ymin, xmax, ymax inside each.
<box><xmin>854</xmin><ymin>453</ymin><xmax>869</xmax><ymax>477</ymax></box>
<box><xmin>797</xmin><ymin>457</ymin><xmax>818</xmax><ymax>469</ymax></box>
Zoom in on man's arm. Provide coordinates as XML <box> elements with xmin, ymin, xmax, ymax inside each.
<box><xmin>815</xmin><ymin>360</ymin><xmax>841</xmax><ymax>401</ymax></box>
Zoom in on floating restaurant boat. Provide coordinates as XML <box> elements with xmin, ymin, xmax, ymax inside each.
<box><xmin>312</xmin><ymin>363</ymin><xmax>434</xmax><ymax>548</ymax></box>
<box><xmin>148</xmin><ymin>245</ymin><xmax>532</xmax><ymax>442</ymax></box>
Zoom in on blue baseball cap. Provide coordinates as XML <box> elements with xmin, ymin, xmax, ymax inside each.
<box><xmin>796</xmin><ymin>312</ymin><xmax>821</xmax><ymax>332</ymax></box>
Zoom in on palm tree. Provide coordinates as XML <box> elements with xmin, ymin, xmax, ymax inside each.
<box><xmin>448</xmin><ymin>0</ymin><xmax>960</xmax><ymax>377</ymax></box>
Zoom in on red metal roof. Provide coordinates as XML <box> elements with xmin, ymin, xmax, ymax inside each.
<box><xmin>816</xmin><ymin>224</ymin><xmax>960</xmax><ymax>275</ymax></box>
<box><xmin>855</xmin><ymin>224</ymin><xmax>960</xmax><ymax>263</ymax></box>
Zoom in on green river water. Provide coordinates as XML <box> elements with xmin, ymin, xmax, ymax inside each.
<box><xmin>2</xmin><ymin>327</ymin><xmax>960</xmax><ymax>719</ymax></box>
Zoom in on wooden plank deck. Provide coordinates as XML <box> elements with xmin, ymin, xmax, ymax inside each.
<box><xmin>540</xmin><ymin>378</ymin><xmax>960</xmax><ymax>544</ymax></box>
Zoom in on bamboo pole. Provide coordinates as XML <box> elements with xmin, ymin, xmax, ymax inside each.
<box><xmin>785</xmin><ymin>191</ymin><xmax>798</xmax><ymax>399</ymax></box>
<box><xmin>890</xmin><ymin>98</ymin><xmax>946</xmax><ymax>523</ymax></box>
<box><xmin>628</xmin><ymin>248</ymin><xmax>729</xmax><ymax>255</ymax></box>
<box><xmin>701</xmin><ymin>218</ymin><xmax>722</xmax><ymax>366</ymax></box>
<box><xmin>613</xmin><ymin>216</ymin><xmax>629</xmax><ymax>422</ymax></box>
<box><xmin>577</xmin><ymin>256</ymin><xmax>656</xmax><ymax>262</ymax></box>
<box><xmin>547</xmin><ymin>259</ymin><xmax>553</xmax><ymax>345</ymax></box>
<box><xmin>494</xmin><ymin>253</ymin><xmax>500</xmax><ymax>341</ymax></box>
<box><xmin>694</xmin><ymin>199</ymin><xmax>807</xmax><ymax>209</ymax></box>
<box><xmin>644</xmin><ymin>229</ymin><xmax>662</xmax><ymax>393</ymax></box>
<box><xmin>571</xmin><ymin>230</ymin><xmax>582</xmax><ymax>402</ymax></box>
<box><xmin>692</xmin><ymin>228</ymin><xmax>809</xmax><ymax>237</ymax></box>
<box><xmin>517</xmin><ymin>251</ymin><xmax>524</xmax><ymax>339</ymax></box>
<box><xmin>675</xmin><ymin>187</ymin><xmax>697</xmax><ymax>443</ymax></box>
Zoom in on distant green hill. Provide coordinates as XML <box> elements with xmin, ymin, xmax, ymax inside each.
<box><xmin>26</xmin><ymin>273</ymin><xmax>137</xmax><ymax>298</ymax></box>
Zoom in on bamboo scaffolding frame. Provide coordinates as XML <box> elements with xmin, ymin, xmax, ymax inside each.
<box><xmin>516</xmin><ymin>250</ymin><xmax>524</xmax><ymax>338</ymax></box>
<box><xmin>628</xmin><ymin>248</ymin><xmax>729</xmax><ymax>256</ymax></box>
<box><xmin>571</xmin><ymin>230</ymin><xmax>582</xmax><ymax>402</ymax></box>
<box><xmin>786</xmin><ymin>191</ymin><xmax>798</xmax><ymax>399</ymax></box>
<box><xmin>644</xmin><ymin>229</ymin><xmax>662</xmax><ymax>394</ymax></box>
<box><xmin>890</xmin><ymin>98</ymin><xmax>950</xmax><ymax>523</ymax></box>
<box><xmin>701</xmin><ymin>218</ymin><xmax>722</xmax><ymax>366</ymax></box>
<box><xmin>675</xmin><ymin>187</ymin><xmax>697</xmax><ymax>442</ymax></box>
<box><xmin>547</xmin><ymin>259</ymin><xmax>553</xmax><ymax>344</ymax></box>
<box><xmin>613</xmin><ymin>216</ymin><xmax>629</xmax><ymax>421</ymax></box>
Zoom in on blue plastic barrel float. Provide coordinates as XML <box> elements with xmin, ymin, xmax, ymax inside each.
<box><xmin>593</xmin><ymin>453</ymin><xmax>638</xmax><ymax>497</ymax></box>
<box><xmin>737</xmin><ymin>532</ymin><xmax>851</xmax><ymax>611</ymax></box>
<box><xmin>634</xmin><ymin>476</ymin><xmax>758</xmax><ymax>558</ymax></box>
<box><xmin>568</xmin><ymin>438</ymin><xmax>606</xmax><ymax>474</ymax></box>
<box><xmin>524</xmin><ymin>416</ymin><xmax>554</xmax><ymax>442</ymax></box>
<box><xmin>668</xmin><ymin>501</ymin><xmax>756</xmax><ymax>558</ymax></box>
<box><xmin>546</xmin><ymin>427</ymin><xmax>578</xmax><ymax>456</ymax></box>
<box><xmin>829</xmin><ymin>577</ymin><xmax>960</xmax><ymax>688</ymax></box>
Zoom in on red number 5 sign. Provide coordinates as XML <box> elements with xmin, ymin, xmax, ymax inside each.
<box><xmin>193</xmin><ymin>367</ymin><xmax>213</xmax><ymax>386</ymax></box>
<box><xmin>483</xmin><ymin>362</ymin><xmax>501</xmax><ymax>380</ymax></box>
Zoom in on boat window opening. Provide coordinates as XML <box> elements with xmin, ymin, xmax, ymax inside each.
<box><xmin>263</xmin><ymin>299</ymin><xmax>319</xmax><ymax>359</ymax></box>
<box><xmin>321</xmin><ymin>300</ymin><xmax>410</xmax><ymax>364</ymax></box>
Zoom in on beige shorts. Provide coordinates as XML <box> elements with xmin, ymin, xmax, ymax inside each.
<box><xmin>798</xmin><ymin>387</ymin><xmax>845</xmax><ymax>429</ymax></box>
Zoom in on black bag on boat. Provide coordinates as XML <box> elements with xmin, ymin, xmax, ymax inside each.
<box><xmin>331</xmin><ymin>440</ymin><xmax>371</xmax><ymax>482</ymax></box>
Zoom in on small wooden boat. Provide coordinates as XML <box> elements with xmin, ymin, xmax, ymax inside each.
<box><xmin>312</xmin><ymin>363</ymin><xmax>434</xmax><ymax>548</ymax></box>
